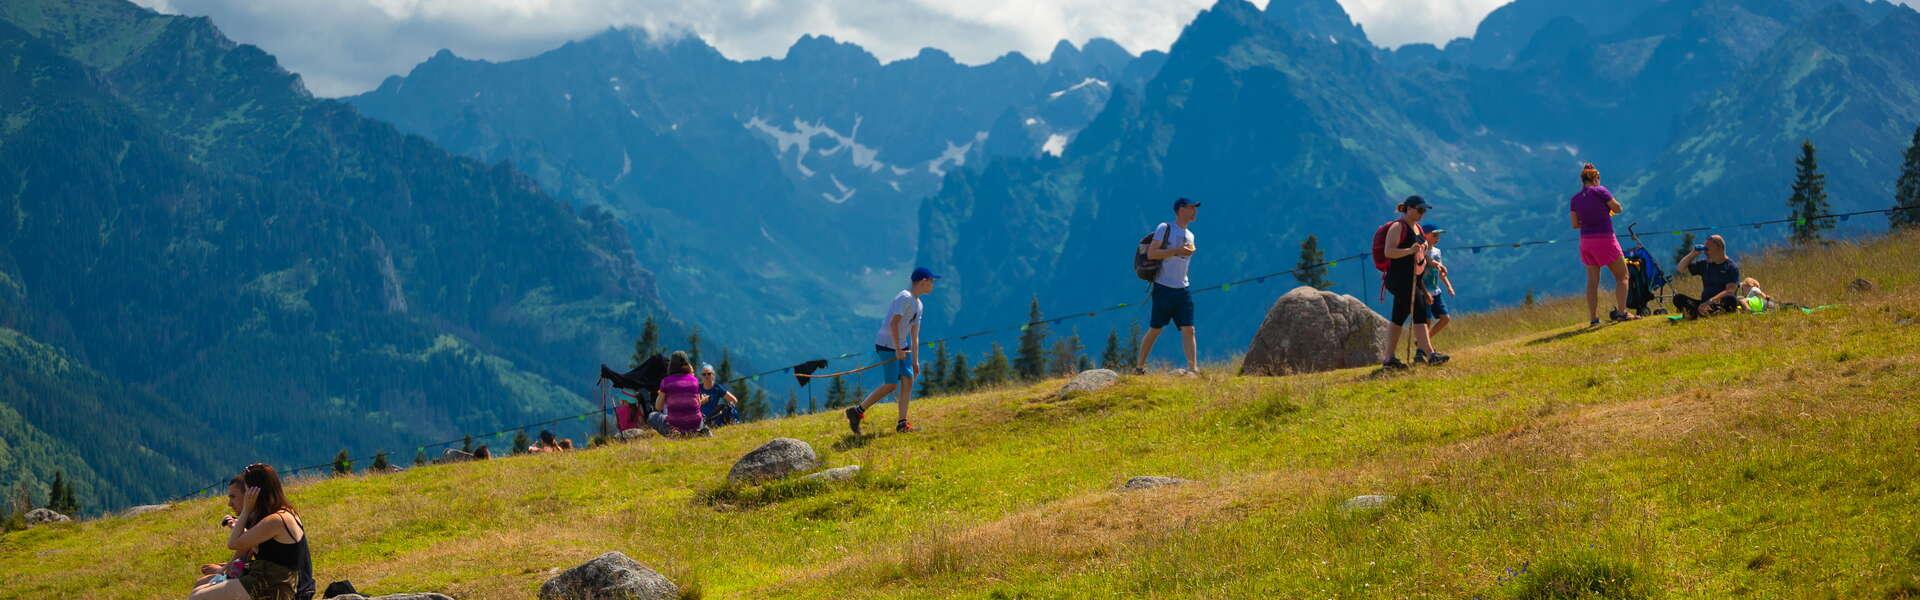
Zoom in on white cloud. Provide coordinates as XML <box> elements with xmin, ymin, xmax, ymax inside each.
<box><xmin>129</xmin><ymin>0</ymin><xmax>1920</xmax><ymax>97</ymax></box>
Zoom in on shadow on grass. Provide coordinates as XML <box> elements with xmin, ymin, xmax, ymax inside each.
<box><xmin>1524</xmin><ymin>323</ymin><xmax>1614</xmax><ymax>346</ymax></box>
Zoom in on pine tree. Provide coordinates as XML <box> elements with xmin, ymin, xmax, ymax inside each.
<box><xmin>413</xmin><ymin>448</ymin><xmax>429</xmax><ymax>467</ymax></box>
<box><xmin>1895</xmin><ymin>125</ymin><xmax>1920</xmax><ymax>229</ymax></box>
<box><xmin>1050</xmin><ymin>331</ymin><xmax>1086</xmax><ymax>377</ymax></box>
<box><xmin>785</xmin><ymin>390</ymin><xmax>799</xmax><ymax>416</ymax></box>
<box><xmin>512</xmin><ymin>431</ymin><xmax>532</xmax><ymax>455</ymax></box>
<box><xmin>807</xmin><ymin>389</ymin><xmax>818</xmax><ymax>414</ymax></box>
<box><xmin>923</xmin><ymin>342</ymin><xmax>949</xmax><ymax>398</ymax></box>
<box><xmin>742</xmin><ymin>388</ymin><xmax>771</xmax><ymax>421</ymax></box>
<box><xmin>826</xmin><ymin>377</ymin><xmax>848</xmax><ymax>409</ymax></box>
<box><xmin>948</xmin><ymin>353</ymin><xmax>973</xmax><ymax>392</ymax></box>
<box><xmin>1077</xmin><ymin>354</ymin><xmax>1093</xmax><ymax>372</ymax></box>
<box><xmin>686</xmin><ymin>328</ymin><xmax>703</xmax><ymax>370</ymax></box>
<box><xmin>48</xmin><ymin>471</ymin><xmax>77</xmax><ymax>515</ymax></box>
<box><xmin>332</xmin><ymin>450</ymin><xmax>353</xmax><ymax>476</ymax></box>
<box><xmin>461</xmin><ymin>435</ymin><xmax>474</xmax><ymax>454</ymax></box>
<box><xmin>630</xmin><ymin>315</ymin><xmax>661</xmax><ymax>368</ymax></box>
<box><xmin>1122</xmin><ymin>321</ymin><xmax>1142</xmax><ymax>370</ymax></box>
<box><xmin>717</xmin><ymin>350</ymin><xmax>735</xmax><ymax>384</ymax></box>
<box><xmin>1014</xmin><ymin>297</ymin><xmax>1050</xmax><ymax>381</ymax></box>
<box><xmin>1524</xmin><ymin>289</ymin><xmax>1536</xmax><ymax>306</ymax></box>
<box><xmin>1788</xmin><ymin>139</ymin><xmax>1832</xmax><ymax>244</ymax></box>
<box><xmin>1295</xmin><ymin>235</ymin><xmax>1333</xmax><ymax>289</ymax></box>
<box><xmin>371</xmin><ymin>451</ymin><xmax>391</xmax><ymax>472</ymax></box>
<box><xmin>851</xmin><ymin>383</ymin><xmax>868</xmax><ymax>407</ymax></box>
<box><xmin>975</xmin><ymin>343</ymin><xmax>1013</xmax><ymax>387</ymax></box>
<box><xmin>1674</xmin><ymin>232</ymin><xmax>1696</xmax><ymax>266</ymax></box>
<box><xmin>1100</xmin><ymin>328</ymin><xmax>1122</xmax><ymax>370</ymax></box>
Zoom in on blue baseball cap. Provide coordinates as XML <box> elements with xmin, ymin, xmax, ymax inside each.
<box><xmin>1424</xmin><ymin>224</ymin><xmax>1444</xmax><ymax>234</ymax></box>
<box><xmin>911</xmin><ymin>267</ymin><xmax>942</xmax><ymax>282</ymax></box>
<box><xmin>1172</xmin><ymin>197</ymin><xmax>1201</xmax><ymax>211</ymax></box>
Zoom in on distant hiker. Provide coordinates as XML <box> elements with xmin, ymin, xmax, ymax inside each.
<box><xmin>473</xmin><ymin>445</ymin><xmax>493</xmax><ymax>460</ymax></box>
<box><xmin>1570</xmin><ymin>163</ymin><xmax>1639</xmax><ymax>325</ymax></box>
<box><xmin>1374</xmin><ymin>196</ymin><xmax>1447</xmax><ymax>369</ymax></box>
<box><xmin>190</xmin><ymin>463</ymin><xmax>312</xmax><ymax>600</ymax></box>
<box><xmin>1134</xmin><ymin>197</ymin><xmax>1202</xmax><ymax>375</ymax></box>
<box><xmin>846</xmin><ymin>267</ymin><xmax>940</xmax><ymax>435</ymax></box>
<box><xmin>651</xmin><ymin>351</ymin><xmax>709</xmax><ymax>436</ymax></box>
<box><xmin>698</xmin><ymin>363</ymin><xmax>741</xmax><ymax>427</ymax></box>
<box><xmin>1419</xmin><ymin>225</ymin><xmax>1457</xmax><ymax>347</ymax></box>
<box><xmin>1673</xmin><ymin>234</ymin><xmax>1742</xmax><ymax>318</ymax></box>
<box><xmin>531</xmin><ymin>430</ymin><xmax>569</xmax><ymax>453</ymax></box>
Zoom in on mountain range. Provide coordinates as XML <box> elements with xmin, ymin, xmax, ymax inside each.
<box><xmin>0</xmin><ymin>0</ymin><xmax>695</xmax><ymax>511</ymax></box>
<box><xmin>346</xmin><ymin>30</ymin><xmax>1166</xmax><ymax>366</ymax></box>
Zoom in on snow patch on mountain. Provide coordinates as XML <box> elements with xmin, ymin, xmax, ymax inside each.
<box><xmin>823</xmin><ymin>174</ymin><xmax>856</xmax><ymax>204</ymax></box>
<box><xmin>928</xmin><ymin>131</ymin><xmax>988</xmax><ymax>176</ymax></box>
<box><xmin>1048</xmin><ymin>78</ymin><xmax>1109</xmax><ymax>101</ymax></box>
<box><xmin>746</xmin><ymin>115</ymin><xmax>895</xmax><ymax>178</ymax></box>
<box><xmin>1041</xmin><ymin>134</ymin><xmax>1069</xmax><ymax>157</ymax></box>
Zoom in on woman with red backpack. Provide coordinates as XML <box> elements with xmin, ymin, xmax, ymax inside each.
<box><xmin>1373</xmin><ymin>196</ymin><xmax>1447</xmax><ymax>369</ymax></box>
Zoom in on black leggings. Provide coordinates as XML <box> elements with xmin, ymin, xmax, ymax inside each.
<box><xmin>1389</xmin><ymin>287</ymin><xmax>1430</xmax><ymax>326</ymax></box>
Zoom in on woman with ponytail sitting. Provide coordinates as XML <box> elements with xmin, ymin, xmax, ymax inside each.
<box><xmin>649</xmin><ymin>351</ymin><xmax>710</xmax><ymax>437</ymax></box>
<box><xmin>190</xmin><ymin>463</ymin><xmax>312</xmax><ymax>600</ymax></box>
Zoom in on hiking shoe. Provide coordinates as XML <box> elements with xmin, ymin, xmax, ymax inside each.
<box><xmin>1130</xmin><ymin>366</ymin><xmax>1147</xmax><ymax>376</ymax></box>
<box><xmin>1381</xmin><ymin>358</ymin><xmax>1410</xmax><ymax>371</ymax></box>
<box><xmin>1413</xmin><ymin>349</ymin><xmax>1430</xmax><ymax>364</ymax></box>
<box><xmin>1609</xmin><ymin>309</ymin><xmax>1633</xmax><ymax>322</ymax></box>
<box><xmin>844</xmin><ymin>406</ymin><xmax>865</xmax><ymax>436</ymax></box>
<box><xmin>1589</xmin><ymin>318</ymin><xmax>1601</xmax><ymax>327</ymax></box>
<box><xmin>1423</xmin><ymin>352</ymin><xmax>1451</xmax><ymax>366</ymax></box>
<box><xmin>896</xmin><ymin>419</ymin><xmax>918</xmax><ymax>434</ymax></box>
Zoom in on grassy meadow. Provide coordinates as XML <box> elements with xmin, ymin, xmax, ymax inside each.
<box><xmin>3</xmin><ymin>231</ymin><xmax>1918</xmax><ymax>599</ymax></box>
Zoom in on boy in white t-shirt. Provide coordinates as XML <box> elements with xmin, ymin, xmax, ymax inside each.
<box><xmin>847</xmin><ymin>267</ymin><xmax>939</xmax><ymax>435</ymax></box>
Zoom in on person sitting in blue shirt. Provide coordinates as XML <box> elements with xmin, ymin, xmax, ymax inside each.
<box><xmin>697</xmin><ymin>363</ymin><xmax>740</xmax><ymax>427</ymax></box>
<box><xmin>1673</xmin><ymin>234</ymin><xmax>1742</xmax><ymax>318</ymax></box>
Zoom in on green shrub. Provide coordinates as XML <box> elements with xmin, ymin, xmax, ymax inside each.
<box><xmin>1510</xmin><ymin>551</ymin><xmax>1651</xmax><ymax>600</ymax></box>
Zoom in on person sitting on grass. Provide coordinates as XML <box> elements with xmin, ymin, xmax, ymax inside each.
<box><xmin>531</xmin><ymin>430</ymin><xmax>570</xmax><ymax>453</ymax></box>
<box><xmin>1673</xmin><ymin>234</ymin><xmax>1741</xmax><ymax>318</ymax></box>
<box><xmin>190</xmin><ymin>463</ymin><xmax>312</xmax><ymax>600</ymax></box>
<box><xmin>698</xmin><ymin>363</ymin><xmax>741</xmax><ymax>427</ymax></box>
<box><xmin>650</xmin><ymin>351</ymin><xmax>709</xmax><ymax>437</ymax></box>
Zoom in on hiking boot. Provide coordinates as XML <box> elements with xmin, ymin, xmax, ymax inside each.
<box><xmin>1413</xmin><ymin>349</ymin><xmax>1430</xmax><ymax>364</ymax></box>
<box><xmin>1424</xmin><ymin>352</ymin><xmax>1451</xmax><ymax>366</ymax></box>
<box><xmin>845</xmin><ymin>406</ymin><xmax>865</xmax><ymax>436</ymax></box>
<box><xmin>1609</xmin><ymin>309</ymin><xmax>1633</xmax><ymax>322</ymax></box>
<box><xmin>1589</xmin><ymin>318</ymin><xmax>1601</xmax><ymax>327</ymax></box>
<box><xmin>1130</xmin><ymin>366</ymin><xmax>1147</xmax><ymax>376</ymax></box>
<box><xmin>895</xmin><ymin>419</ymin><xmax>918</xmax><ymax>434</ymax></box>
<box><xmin>1381</xmin><ymin>358</ymin><xmax>1410</xmax><ymax>371</ymax></box>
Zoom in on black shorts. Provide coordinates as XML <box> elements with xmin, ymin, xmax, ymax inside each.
<box><xmin>1385</xmin><ymin>272</ymin><xmax>1429</xmax><ymax>326</ymax></box>
<box><xmin>1149</xmin><ymin>284</ymin><xmax>1195</xmax><ymax>329</ymax></box>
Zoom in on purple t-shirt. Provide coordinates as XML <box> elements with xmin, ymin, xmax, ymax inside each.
<box><xmin>1570</xmin><ymin>185</ymin><xmax>1616</xmax><ymax>237</ymax></box>
<box><xmin>659</xmin><ymin>373</ymin><xmax>704</xmax><ymax>433</ymax></box>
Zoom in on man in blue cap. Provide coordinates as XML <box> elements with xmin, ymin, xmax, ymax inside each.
<box><xmin>1136</xmin><ymin>197</ymin><xmax>1201</xmax><ymax>375</ymax></box>
<box><xmin>847</xmin><ymin>267</ymin><xmax>939</xmax><ymax>435</ymax></box>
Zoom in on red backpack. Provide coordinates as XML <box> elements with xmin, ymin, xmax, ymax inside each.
<box><xmin>1371</xmin><ymin>219</ymin><xmax>1412</xmax><ymax>272</ymax></box>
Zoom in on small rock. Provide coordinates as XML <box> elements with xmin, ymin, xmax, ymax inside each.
<box><xmin>616</xmin><ymin>428</ymin><xmax>649</xmax><ymax>441</ymax></box>
<box><xmin>1849</xmin><ymin>278</ymin><xmax>1875</xmax><ymax>293</ymax></box>
<box><xmin>1340</xmin><ymin>494</ymin><xmax>1395</xmax><ymax>512</ymax></box>
<box><xmin>802</xmin><ymin>465</ymin><xmax>862</xmax><ymax>483</ymax></box>
<box><xmin>24</xmin><ymin>508</ymin><xmax>71</xmax><ymax>525</ymax></box>
<box><xmin>1057</xmin><ymin>369</ymin><xmax>1120</xmax><ymax>396</ymax></box>
<box><xmin>123</xmin><ymin>504</ymin><xmax>171</xmax><ymax>517</ymax></box>
<box><xmin>538</xmin><ymin>551</ymin><xmax>679</xmax><ymax>600</ymax></box>
<box><xmin>330</xmin><ymin>594</ymin><xmax>454</xmax><ymax>600</ymax></box>
<box><xmin>438</xmin><ymin>449</ymin><xmax>476</xmax><ymax>464</ymax></box>
<box><xmin>1123</xmin><ymin>476</ymin><xmax>1189</xmax><ymax>490</ymax></box>
<box><xmin>727</xmin><ymin>438</ymin><xmax>821</xmax><ymax>484</ymax></box>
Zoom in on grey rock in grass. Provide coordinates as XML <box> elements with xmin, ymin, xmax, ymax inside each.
<box><xmin>1057</xmin><ymin>369</ymin><xmax>1120</xmax><ymax>396</ymax></box>
<box><xmin>802</xmin><ymin>465</ymin><xmax>862</xmax><ymax>483</ymax></box>
<box><xmin>24</xmin><ymin>508</ymin><xmax>71</xmax><ymax>525</ymax></box>
<box><xmin>616</xmin><ymin>428</ymin><xmax>649</xmax><ymax>441</ymax></box>
<box><xmin>1340</xmin><ymin>494</ymin><xmax>1395</xmax><ymax>512</ymax></box>
<box><xmin>1123</xmin><ymin>476</ymin><xmax>1190</xmax><ymax>490</ymax></box>
<box><xmin>331</xmin><ymin>594</ymin><xmax>455</xmax><ymax>600</ymax></box>
<box><xmin>538</xmin><ymin>551</ymin><xmax>678</xmax><ymax>600</ymax></box>
<box><xmin>1241</xmin><ymin>286</ymin><xmax>1388</xmax><ymax>376</ymax></box>
<box><xmin>1849</xmin><ymin>278</ymin><xmax>1875</xmax><ymax>293</ymax></box>
<box><xmin>437</xmin><ymin>449</ymin><xmax>477</xmax><ymax>464</ymax></box>
<box><xmin>727</xmin><ymin>438</ymin><xmax>821</xmax><ymax>484</ymax></box>
<box><xmin>123</xmin><ymin>504</ymin><xmax>171</xmax><ymax>517</ymax></box>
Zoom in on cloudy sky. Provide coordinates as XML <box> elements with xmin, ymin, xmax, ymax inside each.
<box><xmin>125</xmin><ymin>0</ymin><xmax>1901</xmax><ymax>98</ymax></box>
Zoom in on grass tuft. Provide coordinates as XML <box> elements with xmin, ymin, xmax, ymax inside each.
<box><xmin>1509</xmin><ymin>551</ymin><xmax>1651</xmax><ymax>600</ymax></box>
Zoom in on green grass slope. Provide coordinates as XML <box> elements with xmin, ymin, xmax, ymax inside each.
<box><xmin>3</xmin><ymin>232</ymin><xmax>1918</xmax><ymax>599</ymax></box>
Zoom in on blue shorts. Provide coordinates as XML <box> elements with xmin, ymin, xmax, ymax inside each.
<box><xmin>1150</xmin><ymin>284</ymin><xmax>1195</xmax><ymax>329</ymax></box>
<box><xmin>876</xmin><ymin>348</ymin><xmax>915</xmax><ymax>384</ymax></box>
<box><xmin>1426</xmin><ymin>292</ymin><xmax>1450</xmax><ymax>318</ymax></box>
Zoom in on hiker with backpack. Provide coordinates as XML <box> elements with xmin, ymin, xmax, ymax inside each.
<box><xmin>1372</xmin><ymin>196</ymin><xmax>1448</xmax><ymax>369</ymax></box>
<box><xmin>1132</xmin><ymin>197</ymin><xmax>1201</xmax><ymax>375</ymax></box>
<box><xmin>1570</xmin><ymin>163</ymin><xmax>1640</xmax><ymax>325</ymax></box>
<box><xmin>846</xmin><ymin>267</ymin><xmax>939</xmax><ymax>435</ymax></box>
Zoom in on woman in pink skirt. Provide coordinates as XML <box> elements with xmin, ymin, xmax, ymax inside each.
<box><xmin>1570</xmin><ymin>163</ymin><xmax>1639</xmax><ymax>325</ymax></box>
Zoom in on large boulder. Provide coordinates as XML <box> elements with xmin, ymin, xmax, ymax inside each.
<box><xmin>123</xmin><ymin>504</ymin><xmax>171</xmax><ymax>517</ymax></box>
<box><xmin>728</xmin><ymin>438</ymin><xmax>821</xmax><ymax>484</ymax></box>
<box><xmin>1056</xmin><ymin>369</ymin><xmax>1120</xmax><ymax>396</ymax></box>
<box><xmin>1241</xmin><ymin>286</ymin><xmax>1388</xmax><ymax>376</ymax></box>
<box><xmin>25</xmin><ymin>508</ymin><xmax>71</xmax><ymax>525</ymax></box>
<box><xmin>538</xmin><ymin>552</ymin><xmax>678</xmax><ymax>600</ymax></box>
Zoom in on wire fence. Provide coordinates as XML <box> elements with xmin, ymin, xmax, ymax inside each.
<box><xmin>166</xmin><ymin>204</ymin><xmax>1919</xmax><ymax>503</ymax></box>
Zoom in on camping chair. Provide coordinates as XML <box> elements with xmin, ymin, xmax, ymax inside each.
<box><xmin>1622</xmin><ymin>223</ymin><xmax>1671</xmax><ymax>316</ymax></box>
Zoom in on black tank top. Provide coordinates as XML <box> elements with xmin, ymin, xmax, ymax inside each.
<box><xmin>254</xmin><ymin>512</ymin><xmax>309</xmax><ymax>571</ymax></box>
